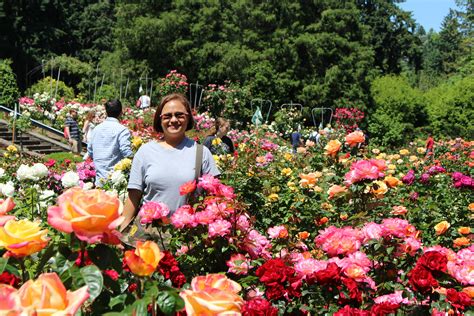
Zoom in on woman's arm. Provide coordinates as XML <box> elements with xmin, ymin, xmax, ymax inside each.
<box><xmin>82</xmin><ymin>121</ymin><xmax>89</xmax><ymax>141</ymax></box>
<box><xmin>120</xmin><ymin>189</ymin><xmax>142</xmax><ymax>232</ymax></box>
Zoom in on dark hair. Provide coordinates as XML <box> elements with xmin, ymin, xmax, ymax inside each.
<box><xmin>106</xmin><ymin>99</ymin><xmax>122</xmax><ymax>118</ymax></box>
<box><xmin>207</xmin><ymin>117</ymin><xmax>229</xmax><ymax>136</ymax></box>
<box><xmin>153</xmin><ymin>93</ymin><xmax>194</xmax><ymax>133</ymax></box>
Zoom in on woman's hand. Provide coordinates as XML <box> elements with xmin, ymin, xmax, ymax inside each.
<box><xmin>119</xmin><ymin>189</ymin><xmax>143</xmax><ymax>232</ymax></box>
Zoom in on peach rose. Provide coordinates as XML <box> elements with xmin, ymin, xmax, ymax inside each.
<box><xmin>191</xmin><ymin>274</ymin><xmax>242</xmax><ymax>293</ymax></box>
<box><xmin>434</xmin><ymin>221</ymin><xmax>450</xmax><ymax>235</ymax></box>
<box><xmin>47</xmin><ymin>187</ymin><xmax>124</xmax><ymax>244</ymax></box>
<box><xmin>299</xmin><ymin>173</ymin><xmax>318</xmax><ymax>188</ymax></box>
<box><xmin>298</xmin><ymin>231</ymin><xmax>310</xmax><ymax>240</ymax></box>
<box><xmin>181</xmin><ymin>274</ymin><xmax>243</xmax><ymax>315</ymax></box>
<box><xmin>0</xmin><ymin>197</ymin><xmax>15</xmax><ymax>227</ymax></box>
<box><xmin>384</xmin><ymin>176</ymin><xmax>401</xmax><ymax>188</ymax></box>
<box><xmin>124</xmin><ymin>240</ymin><xmax>164</xmax><ymax>277</ymax></box>
<box><xmin>324</xmin><ymin>139</ymin><xmax>342</xmax><ymax>157</ymax></box>
<box><xmin>0</xmin><ymin>284</ymin><xmax>22</xmax><ymax>315</ymax></box>
<box><xmin>469</xmin><ymin>203</ymin><xmax>474</xmax><ymax>211</ymax></box>
<box><xmin>327</xmin><ymin>185</ymin><xmax>347</xmax><ymax>199</ymax></box>
<box><xmin>345</xmin><ymin>131</ymin><xmax>365</xmax><ymax>147</ymax></box>
<box><xmin>18</xmin><ymin>273</ymin><xmax>89</xmax><ymax>315</ymax></box>
<box><xmin>371</xmin><ymin>180</ymin><xmax>388</xmax><ymax>198</ymax></box>
<box><xmin>0</xmin><ymin>219</ymin><xmax>49</xmax><ymax>257</ymax></box>
<box><xmin>181</xmin><ymin>287</ymin><xmax>243</xmax><ymax>316</ymax></box>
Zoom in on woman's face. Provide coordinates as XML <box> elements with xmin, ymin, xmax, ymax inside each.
<box><xmin>160</xmin><ymin>99</ymin><xmax>189</xmax><ymax>139</ymax></box>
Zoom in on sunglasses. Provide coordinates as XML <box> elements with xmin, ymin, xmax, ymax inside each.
<box><xmin>160</xmin><ymin>112</ymin><xmax>188</xmax><ymax>121</ymax></box>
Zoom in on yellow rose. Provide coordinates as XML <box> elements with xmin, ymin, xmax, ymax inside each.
<box><xmin>370</xmin><ymin>180</ymin><xmax>388</xmax><ymax>198</ymax></box>
<box><xmin>238</xmin><ymin>143</ymin><xmax>246</xmax><ymax>151</ymax></box>
<box><xmin>409</xmin><ymin>155</ymin><xmax>418</xmax><ymax>162</ymax></box>
<box><xmin>434</xmin><ymin>221</ymin><xmax>450</xmax><ymax>235</ymax></box>
<box><xmin>399</xmin><ymin>149</ymin><xmax>409</xmax><ymax>155</ymax></box>
<box><xmin>281</xmin><ymin>168</ymin><xmax>292</xmax><ymax>176</ymax></box>
<box><xmin>114</xmin><ymin>158</ymin><xmax>132</xmax><ymax>171</ymax></box>
<box><xmin>131</xmin><ymin>136</ymin><xmax>143</xmax><ymax>150</ymax></box>
<box><xmin>211</xmin><ymin>138</ymin><xmax>222</xmax><ymax>146</ymax></box>
<box><xmin>388</xmin><ymin>164</ymin><xmax>397</xmax><ymax>170</ymax></box>
<box><xmin>284</xmin><ymin>152</ymin><xmax>293</xmax><ymax>161</ymax></box>
<box><xmin>6</xmin><ymin>145</ymin><xmax>18</xmax><ymax>153</ymax></box>
<box><xmin>371</xmin><ymin>148</ymin><xmax>380</xmax><ymax>154</ymax></box>
<box><xmin>0</xmin><ymin>219</ymin><xmax>49</xmax><ymax>257</ymax></box>
<box><xmin>268</xmin><ymin>193</ymin><xmax>279</xmax><ymax>202</ymax></box>
<box><xmin>417</xmin><ymin>147</ymin><xmax>426</xmax><ymax>154</ymax></box>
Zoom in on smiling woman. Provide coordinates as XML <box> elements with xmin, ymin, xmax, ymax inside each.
<box><xmin>120</xmin><ymin>93</ymin><xmax>220</xmax><ymax>239</ymax></box>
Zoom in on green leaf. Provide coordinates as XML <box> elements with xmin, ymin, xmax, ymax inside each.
<box><xmin>157</xmin><ymin>290</ymin><xmax>184</xmax><ymax>315</ymax></box>
<box><xmin>35</xmin><ymin>243</ymin><xmax>56</xmax><ymax>278</ymax></box>
<box><xmin>132</xmin><ymin>299</ymin><xmax>148</xmax><ymax>315</ymax></box>
<box><xmin>109</xmin><ymin>294</ymin><xmax>127</xmax><ymax>310</ymax></box>
<box><xmin>80</xmin><ymin>265</ymin><xmax>104</xmax><ymax>302</ymax></box>
<box><xmin>88</xmin><ymin>244</ymin><xmax>122</xmax><ymax>272</ymax></box>
<box><xmin>0</xmin><ymin>258</ymin><xmax>8</xmax><ymax>274</ymax></box>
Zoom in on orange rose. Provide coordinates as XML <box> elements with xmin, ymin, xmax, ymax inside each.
<box><xmin>324</xmin><ymin>140</ymin><xmax>342</xmax><ymax>157</ymax></box>
<box><xmin>298</xmin><ymin>231</ymin><xmax>310</xmax><ymax>240</ymax></box>
<box><xmin>124</xmin><ymin>240</ymin><xmax>164</xmax><ymax>277</ymax></box>
<box><xmin>469</xmin><ymin>203</ymin><xmax>474</xmax><ymax>211</ymax></box>
<box><xmin>318</xmin><ymin>217</ymin><xmax>329</xmax><ymax>225</ymax></box>
<box><xmin>18</xmin><ymin>273</ymin><xmax>89</xmax><ymax>315</ymax></box>
<box><xmin>0</xmin><ymin>219</ymin><xmax>49</xmax><ymax>257</ymax></box>
<box><xmin>434</xmin><ymin>221</ymin><xmax>450</xmax><ymax>235</ymax></box>
<box><xmin>179</xmin><ymin>180</ymin><xmax>197</xmax><ymax>196</ymax></box>
<box><xmin>384</xmin><ymin>176</ymin><xmax>401</xmax><ymax>188</ymax></box>
<box><xmin>299</xmin><ymin>173</ymin><xmax>318</xmax><ymax>188</ymax></box>
<box><xmin>47</xmin><ymin>187</ymin><xmax>124</xmax><ymax>244</ymax></box>
<box><xmin>462</xmin><ymin>286</ymin><xmax>474</xmax><ymax>298</ymax></box>
<box><xmin>0</xmin><ymin>284</ymin><xmax>22</xmax><ymax>315</ymax></box>
<box><xmin>453</xmin><ymin>237</ymin><xmax>470</xmax><ymax>247</ymax></box>
<box><xmin>345</xmin><ymin>131</ymin><xmax>365</xmax><ymax>147</ymax></box>
<box><xmin>181</xmin><ymin>274</ymin><xmax>243</xmax><ymax>315</ymax></box>
<box><xmin>327</xmin><ymin>185</ymin><xmax>347</xmax><ymax>199</ymax></box>
<box><xmin>458</xmin><ymin>227</ymin><xmax>471</xmax><ymax>235</ymax></box>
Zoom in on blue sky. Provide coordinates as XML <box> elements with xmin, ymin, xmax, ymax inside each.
<box><xmin>398</xmin><ymin>0</ymin><xmax>459</xmax><ymax>32</ymax></box>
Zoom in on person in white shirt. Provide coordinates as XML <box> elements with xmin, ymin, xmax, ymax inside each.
<box><xmin>137</xmin><ymin>94</ymin><xmax>151</xmax><ymax>109</ymax></box>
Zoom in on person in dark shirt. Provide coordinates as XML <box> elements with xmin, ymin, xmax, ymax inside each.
<box><xmin>290</xmin><ymin>124</ymin><xmax>302</xmax><ymax>153</ymax></box>
<box><xmin>203</xmin><ymin>118</ymin><xmax>235</xmax><ymax>155</ymax></box>
<box><xmin>64</xmin><ymin>109</ymin><xmax>81</xmax><ymax>154</ymax></box>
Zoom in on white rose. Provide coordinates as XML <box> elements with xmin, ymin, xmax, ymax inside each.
<box><xmin>61</xmin><ymin>171</ymin><xmax>80</xmax><ymax>188</ymax></box>
<box><xmin>82</xmin><ymin>182</ymin><xmax>94</xmax><ymax>191</ymax></box>
<box><xmin>0</xmin><ymin>168</ymin><xmax>5</xmax><ymax>178</ymax></box>
<box><xmin>17</xmin><ymin>164</ymin><xmax>33</xmax><ymax>181</ymax></box>
<box><xmin>2</xmin><ymin>181</ymin><xmax>15</xmax><ymax>197</ymax></box>
<box><xmin>110</xmin><ymin>170</ymin><xmax>125</xmax><ymax>185</ymax></box>
<box><xmin>32</xmin><ymin>163</ymin><xmax>48</xmax><ymax>179</ymax></box>
<box><xmin>39</xmin><ymin>190</ymin><xmax>56</xmax><ymax>207</ymax></box>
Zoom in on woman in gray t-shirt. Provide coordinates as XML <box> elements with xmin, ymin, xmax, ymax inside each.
<box><xmin>120</xmin><ymin>93</ymin><xmax>220</xmax><ymax>231</ymax></box>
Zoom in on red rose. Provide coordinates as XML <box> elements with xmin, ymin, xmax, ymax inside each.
<box><xmin>311</xmin><ymin>262</ymin><xmax>341</xmax><ymax>286</ymax></box>
<box><xmin>242</xmin><ymin>298</ymin><xmax>278</xmax><ymax>316</ymax></box>
<box><xmin>370</xmin><ymin>302</ymin><xmax>400</xmax><ymax>315</ymax></box>
<box><xmin>418</xmin><ymin>251</ymin><xmax>448</xmax><ymax>272</ymax></box>
<box><xmin>446</xmin><ymin>288</ymin><xmax>473</xmax><ymax>310</ymax></box>
<box><xmin>408</xmin><ymin>265</ymin><xmax>438</xmax><ymax>294</ymax></box>
<box><xmin>104</xmin><ymin>269</ymin><xmax>119</xmax><ymax>281</ymax></box>
<box><xmin>342</xmin><ymin>277</ymin><xmax>362</xmax><ymax>303</ymax></box>
<box><xmin>157</xmin><ymin>251</ymin><xmax>186</xmax><ymax>288</ymax></box>
<box><xmin>334</xmin><ymin>305</ymin><xmax>370</xmax><ymax>316</ymax></box>
<box><xmin>265</xmin><ymin>284</ymin><xmax>286</xmax><ymax>300</ymax></box>
<box><xmin>0</xmin><ymin>271</ymin><xmax>20</xmax><ymax>287</ymax></box>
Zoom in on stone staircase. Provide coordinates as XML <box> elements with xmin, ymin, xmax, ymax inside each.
<box><xmin>0</xmin><ymin>119</ymin><xmax>70</xmax><ymax>157</ymax></box>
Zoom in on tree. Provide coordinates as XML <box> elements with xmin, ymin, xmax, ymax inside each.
<box><xmin>0</xmin><ymin>59</ymin><xmax>20</xmax><ymax>107</ymax></box>
<box><xmin>438</xmin><ymin>9</ymin><xmax>463</xmax><ymax>74</ymax></box>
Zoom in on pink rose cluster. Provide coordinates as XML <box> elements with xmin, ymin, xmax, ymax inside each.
<box><xmin>171</xmin><ymin>175</ymin><xmax>240</xmax><ymax>239</ymax></box>
<box><xmin>75</xmin><ymin>160</ymin><xmax>96</xmax><ymax>181</ymax></box>
<box><xmin>260</xmin><ymin>139</ymin><xmax>279</xmax><ymax>151</ymax></box>
<box><xmin>344</xmin><ymin>159</ymin><xmax>386</xmax><ymax>185</ymax></box>
<box><xmin>446</xmin><ymin>245</ymin><xmax>474</xmax><ymax>285</ymax></box>
<box><xmin>315</xmin><ymin>219</ymin><xmax>421</xmax><ymax>258</ymax></box>
<box><xmin>138</xmin><ymin>201</ymin><xmax>170</xmax><ymax>225</ymax></box>
<box><xmin>451</xmin><ymin>172</ymin><xmax>474</xmax><ymax>189</ymax></box>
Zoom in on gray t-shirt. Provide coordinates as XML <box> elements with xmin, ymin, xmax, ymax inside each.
<box><xmin>127</xmin><ymin>137</ymin><xmax>220</xmax><ymax>213</ymax></box>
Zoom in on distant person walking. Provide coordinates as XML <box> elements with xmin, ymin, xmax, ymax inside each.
<box><xmin>291</xmin><ymin>125</ymin><xmax>302</xmax><ymax>154</ymax></box>
<box><xmin>137</xmin><ymin>94</ymin><xmax>151</xmax><ymax>109</ymax></box>
<box><xmin>64</xmin><ymin>109</ymin><xmax>81</xmax><ymax>154</ymax></box>
<box><xmin>87</xmin><ymin>99</ymin><xmax>133</xmax><ymax>187</ymax></box>
<box><xmin>426</xmin><ymin>134</ymin><xmax>434</xmax><ymax>158</ymax></box>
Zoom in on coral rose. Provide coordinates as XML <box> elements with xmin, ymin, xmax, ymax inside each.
<box><xmin>18</xmin><ymin>273</ymin><xmax>89</xmax><ymax>315</ymax></box>
<box><xmin>124</xmin><ymin>241</ymin><xmax>164</xmax><ymax>277</ymax></box>
<box><xmin>324</xmin><ymin>140</ymin><xmax>342</xmax><ymax>157</ymax></box>
<box><xmin>328</xmin><ymin>185</ymin><xmax>347</xmax><ymax>199</ymax></box>
<box><xmin>191</xmin><ymin>274</ymin><xmax>242</xmax><ymax>293</ymax></box>
<box><xmin>345</xmin><ymin>131</ymin><xmax>365</xmax><ymax>147</ymax></box>
<box><xmin>0</xmin><ymin>219</ymin><xmax>49</xmax><ymax>257</ymax></box>
<box><xmin>434</xmin><ymin>221</ymin><xmax>450</xmax><ymax>235</ymax></box>
<box><xmin>0</xmin><ymin>284</ymin><xmax>22</xmax><ymax>315</ymax></box>
<box><xmin>47</xmin><ymin>187</ymin><xmax>124</xmax><ymax>244</ymax></box>
<box><xmin>179</xmin><ymin>180</ymin><xmax>197</xmax><ymax>196</ymax></box>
